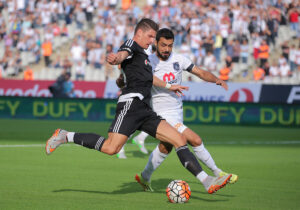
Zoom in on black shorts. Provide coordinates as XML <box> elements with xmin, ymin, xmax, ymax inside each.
<box><xmin>108</xmin><ymin>98</ymin><xmax>163</xmax><ymax>137</ymax></box>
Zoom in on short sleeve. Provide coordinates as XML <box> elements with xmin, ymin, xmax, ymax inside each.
<box><xmin>181</xmin><ymin>55</ymin><xmax>194</xmax><ymax>72</ymax></box>
<box><xmin>118</xmin><ymin>39</ymin><xmax>137</xmax><ymax>55</ymax></box>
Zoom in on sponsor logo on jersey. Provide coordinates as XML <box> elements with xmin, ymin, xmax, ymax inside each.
<box><xmin>173</xmin><ymin>62</ymin><xmax>180</xmax><ymax>71</ymax></box>
<box><xmin>163</xmin><ymin>72</ymin><xmax>175</xmax><ymax>82</ymax></box>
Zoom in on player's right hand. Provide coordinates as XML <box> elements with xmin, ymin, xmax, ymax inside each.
<box><xmin>169</xmin><ymin>85</ymin><xmax>189</xmax><ymax>97</ymax></box>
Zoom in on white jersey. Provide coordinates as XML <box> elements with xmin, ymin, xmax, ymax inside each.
<box><xmin>149</xmin><ymin>53</ymin><xmax>194</xmax><ymax>132</ymax></box>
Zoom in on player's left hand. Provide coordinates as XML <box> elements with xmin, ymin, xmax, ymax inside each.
<box><xmin>216</xmin><ymin>79</ymin><xmax>228</xmax><ymax>91</ymax></box>
<box><xmin>116</xmin><ymin>74</ymin><xmax>125</xmax><ymax>88</ymax></box>
<box><xmin>169</xmin><ymin>85</ymin><xmax>189</xmax><ymax>97</ymax></box>
<box><xmin>106</xmin><ymin>53</ymin><xmax>118</xmax><ymax>65</ymax></box>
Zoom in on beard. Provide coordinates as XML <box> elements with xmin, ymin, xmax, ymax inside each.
<box><xmin>157</xmin><ymin>48</ymin><xmax>171</xmax><ymax>60</ymax></box>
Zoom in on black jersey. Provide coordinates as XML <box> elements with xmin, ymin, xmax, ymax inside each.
<box><xmin>118</xmin><ymin>39</ymin><xmax>153</xmax><ymax>106</ymax></box>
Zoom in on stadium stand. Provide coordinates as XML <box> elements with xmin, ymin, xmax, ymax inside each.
<box><xmin>0</xmin><ymin>0</ymin><xmax>299</xmax><ymax>84</ymax></box>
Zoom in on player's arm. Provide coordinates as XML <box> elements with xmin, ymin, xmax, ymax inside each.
<box><xmin>106</xmin><ymin>51</ymin><xmax>129</xmax><ymax>65</ymax></box>
<box><xmin>191</xmin><ymin>66</ymin><xmax>228</xmax><ymax>90</ymax></box>
<box><xmin>153</xmin><ymin>76</ymin><xmax>189</xmax><ymax>96</ymax></box>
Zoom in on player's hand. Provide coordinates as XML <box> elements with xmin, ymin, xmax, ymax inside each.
<box><xmin>116</xmin><ymin>74</ymin><xmax>125</xmax><ymax>89</ymax></box>
<box><xmin>169</xmin><ymin>85</ymin><xmax>189</xmax><ymax>97</ymax></box>
<box><xmin>106</xmin><ymin>53</ymin><xmax>118</xmax><ymax>65</ymax></box>
<box><xmin>216</xmin><ymin>79</ymin><xmax>228</xmax><ymax>91</ymax></box>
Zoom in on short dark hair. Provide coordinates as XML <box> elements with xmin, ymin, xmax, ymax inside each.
<box><xmin>156</xmin><ymin>28</ymin><xmax>174</xmax><ymax>42</ymax></box>
<box><xmin>134</xmin><ymin>18</ymin><xmax>159</xmax><ymax>34</ymax></box>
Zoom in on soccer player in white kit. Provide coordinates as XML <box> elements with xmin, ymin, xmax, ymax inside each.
<box><xmin>134</xmin><ymin>28</ymin><xmax>238</xmax><ymax>191</ymax></box>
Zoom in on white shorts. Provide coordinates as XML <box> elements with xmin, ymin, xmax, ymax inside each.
<box><xmin>156</xmin><ymin>109</ymin><xmax>187</xmax><ymax>133</ymax></box>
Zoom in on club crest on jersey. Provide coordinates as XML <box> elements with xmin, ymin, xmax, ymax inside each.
<box><xmin>145</xmin><ymin>59</ymin><xmax>150</xmax><ymax>66</ymax></box>
<box><xmin>173</xmin><ymin>62</ymin><xmax>180</xmax><ymax>71</ymax></box>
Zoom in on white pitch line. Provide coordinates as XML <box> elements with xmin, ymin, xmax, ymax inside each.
<box><xmin>0</xmin><ymin>140</ymin><xmax>300</xmax><ymax>148</ymax></box>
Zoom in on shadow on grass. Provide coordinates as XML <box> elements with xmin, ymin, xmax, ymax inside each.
<box><xmin>53</xmin><ymin>178</ymin><xmax>232</xmax><ymax>202</ymax></box>
<box><xmin>127</xmin><ymin>150</ymin><xmax>152</xmax><ymax>158</ymax></box>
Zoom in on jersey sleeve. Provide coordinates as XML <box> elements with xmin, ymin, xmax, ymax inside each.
<box><xmin>118</xmin><ymin>39</ymin><xmax>137</xmax><ymax>55</ymax></box>
<box><xmin>181</xmin><ymin>55</ymin><xmax>194</xmax><ymax>72</ymax></box>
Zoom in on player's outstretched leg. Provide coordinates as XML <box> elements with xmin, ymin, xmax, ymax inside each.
<box><xmin>46</xmin><ymin>129</ymin><xmax>110</xmax><ymax>155</ymax></box>
<box><xmin>193</xmin><ymin>144</ymin><xmax>238</xmax><ymax>184</ymax></box>
<box><xmin>155</xmin><ymin>121</ymin><xmax>232</xmax><ymax>194</ymax></box>
<box><xmin>183</xmin><ymin>128</ymin><xmax>239</xmax><ymax>184</ymax></box>
<box><xmin>132</xmin><ymin>131</ymin><xmax>149</xmax><ymax>154</ymax></box>
<box><xmin>45</xmin><ymin>129</ymin><xmax>68</xmax><ymax>155</ymax></box>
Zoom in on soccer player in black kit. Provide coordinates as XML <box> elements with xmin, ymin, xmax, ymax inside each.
<box><xmin>45</xmin><ymin>18</ymin><xmax>231</xmax><ymax>194</ymax></box>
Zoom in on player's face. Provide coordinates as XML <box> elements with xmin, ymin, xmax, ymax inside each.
<box><xmin>139</xmin><ymin>29</ymin><xmax>156</xmax><ymax>49</ymax></box>
<box><xmin>156</xmin><ymin>37</ymin><xmax>174</xmax><ymax>60</ymax></box>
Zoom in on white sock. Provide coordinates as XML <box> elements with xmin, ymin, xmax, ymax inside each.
<box><xmin>134</xmin><ymin>131</ymin><xmax>149</xmax><ymax>143</ymax></box>
<box><xmin>67</xmin><ymin>132</ymin><xmax>75</xmax><ymax>143</ymax></box>
<box><xmin>141</xmin><ymin>145</ymin><xmax>167</xmax><ymax>182</ymax></box>
<box><xmin>193</xmin><ymin>143</ymin><xmax>222</xmax><ymax>176</ymax></box>
<box><xmin>196</xmin><ymin>171</ymin><xmax>208</xmax><ymax>183</ymax></box>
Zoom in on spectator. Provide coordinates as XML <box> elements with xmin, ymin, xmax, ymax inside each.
<box><xmin>253</xmin><ymin>66</ymin><xmax>265</xmax><ymax>81</ymax></box>
<box><xmin>226</xmin><ymin>39</ymin><xmax>234</xmax><ymax>60</ymax></box>
<box><xmin>61</xmin><ymin>23</ymin><xmax>68</xmax><ymax>37</ymax></box>
<box><xmin>75</xmin><ymin>6</ymin><xmax>85</xmax><ymax>29</ymax></box>
<box><xmin>213</xmin><ymin>31</ymin><xmax>223</xmax><ymax>63</ymax></box>
<box><xmin>75</xmin><ymin>60</ymin><xmax>85</xmax><ymax>81</ymax></box>
<box><xmin>88</xmin><ymin>42</ymin><xmax>105</xmax><ymax>69</ymax></box>
<box><xmin>262</xmin><ymin>61</ymin><xmax>270</xmax><ymax>76</ymax></box>
<box><xmin>281</xmin><ymin>41</ymin><xmax>289</xmax><ymax>61</ymax></box>
<box><xmin>258</xmin><ymin>39</ymin><xmax>269</xmax><ymax>67</ymax></box>
<box><xmin>219</xmin><ymin>66</ymin><xmax>230</xmax><ymax>81</ymax></box>
<box><xmin>279</xmin><ymin>60</ymin><xmax>292</xmax><ymax>77</ymax></box>
<box><xmin>70</xmin><ymin>40</ymin><xmax>85</xmax><ymax>63</ymax></box>
<box><xmin>203</xmin><ymin>50</ymin><xmax>217</xmax><ymax>72</ymax></box>
<box><xmin>52</xmin><ymin>56</ymin><xmax>62</xmax><ymax>68</ymax></box>
<box><xmin>288</xmin><ymin>7</ymin><xmax>299</xmax><ymax>33</ymax></box>
<box><xmin>220</xmin><ymin>16</ymin><xmax>230</xmax><ymax>48</ymax></box>
<box><xmin>269</xmin><ymin>61</ymin><xmax>280</xmax><ymax>77</ymax></box>
<box><xmin>41</xmin><ymin>38</ymin><xmax>52</xmax><ymax>67</ymax></box>
<box><xmin>289</xmin><ymin>44</ymin><xmax>297</xmax><ymax>72</ymax></box>
<box><xmin>24</xmin><ymin>66</ymin><xmax>34</xmax><ymax>80</ymax></box>
<box><xmin>62</xmin><ymin>57</ymin><xmax>72</xmax><ymax>72</ymax></box>
<box><xmin>294</xmin><ymin>44</ymin><xmax>300</xmax><ymax>70</ymax></box>
<box><xmin>252</xmin><ymin>32</ymin><xmax>261</xmax><ymax>62</ymax></box>
<box><xmin>232</xmin><ymin>39</ymin><xmax>241</xmax><ymax>63</ymax></box>
<box><xmin>278</xmin><ymin>53</ymin><xmax>287</xmax><ymax>66</ymax></box>
<box><xmin>225</xmin><ymin>55</ymin><xmax>233</xmax><ymax>70</ymax></box>
<box><xmin>240</xmin><ymin>39</ymin><xmax>249</xmax><ymax>64</ymax></box>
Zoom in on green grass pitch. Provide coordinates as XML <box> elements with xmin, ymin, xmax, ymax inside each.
<box><xmin>0</xmin><ymin>119</ymin><xmax>300</xmax><ymax>210</ymax></box>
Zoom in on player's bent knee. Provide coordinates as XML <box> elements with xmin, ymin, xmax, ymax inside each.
<box><xmin>101</xmin><ymin>143</ymin><xmax>120</xmax><ymax>155</ymax></box>
<box><xmin>102</xmin><ymin>147</ymin><xmax>119</xmax><ymax>155</ymax></box>
<box><xmin>189</xmin><ymin>136</ymin><xmax>202</xmax><ymax>147</ymax></box>
<box><xmin>159</xmin><ymin>141</ymin><xmax>173</xmax><ymax>154</ymax></box>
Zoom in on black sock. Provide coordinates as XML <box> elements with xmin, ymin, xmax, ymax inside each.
<box><xmin>74</xmin><ymin>133</ymin><xmax>106</xmax><ymax>151</ymax></box>
<box><xmin>176</xmin><ymin>145</ymin><xmax>202</xmax><ymax>176</ymax></box>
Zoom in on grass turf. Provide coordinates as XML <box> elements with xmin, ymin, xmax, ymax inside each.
<box><xmin>0</xmin><ymin>119</ymin><xmax>300</xmax><ymax>210</ymax></box>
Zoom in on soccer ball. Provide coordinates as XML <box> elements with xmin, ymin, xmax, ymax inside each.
<box><xmin>166</xmin><ymin>180</ymin><xmax>191</xmax><ymax>203</ymax></box>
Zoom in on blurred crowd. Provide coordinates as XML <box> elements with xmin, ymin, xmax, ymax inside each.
<box><xmin>0</xmin><ymin>0</ymin><xmax>299</xmax><ymax>84</ymax></box>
